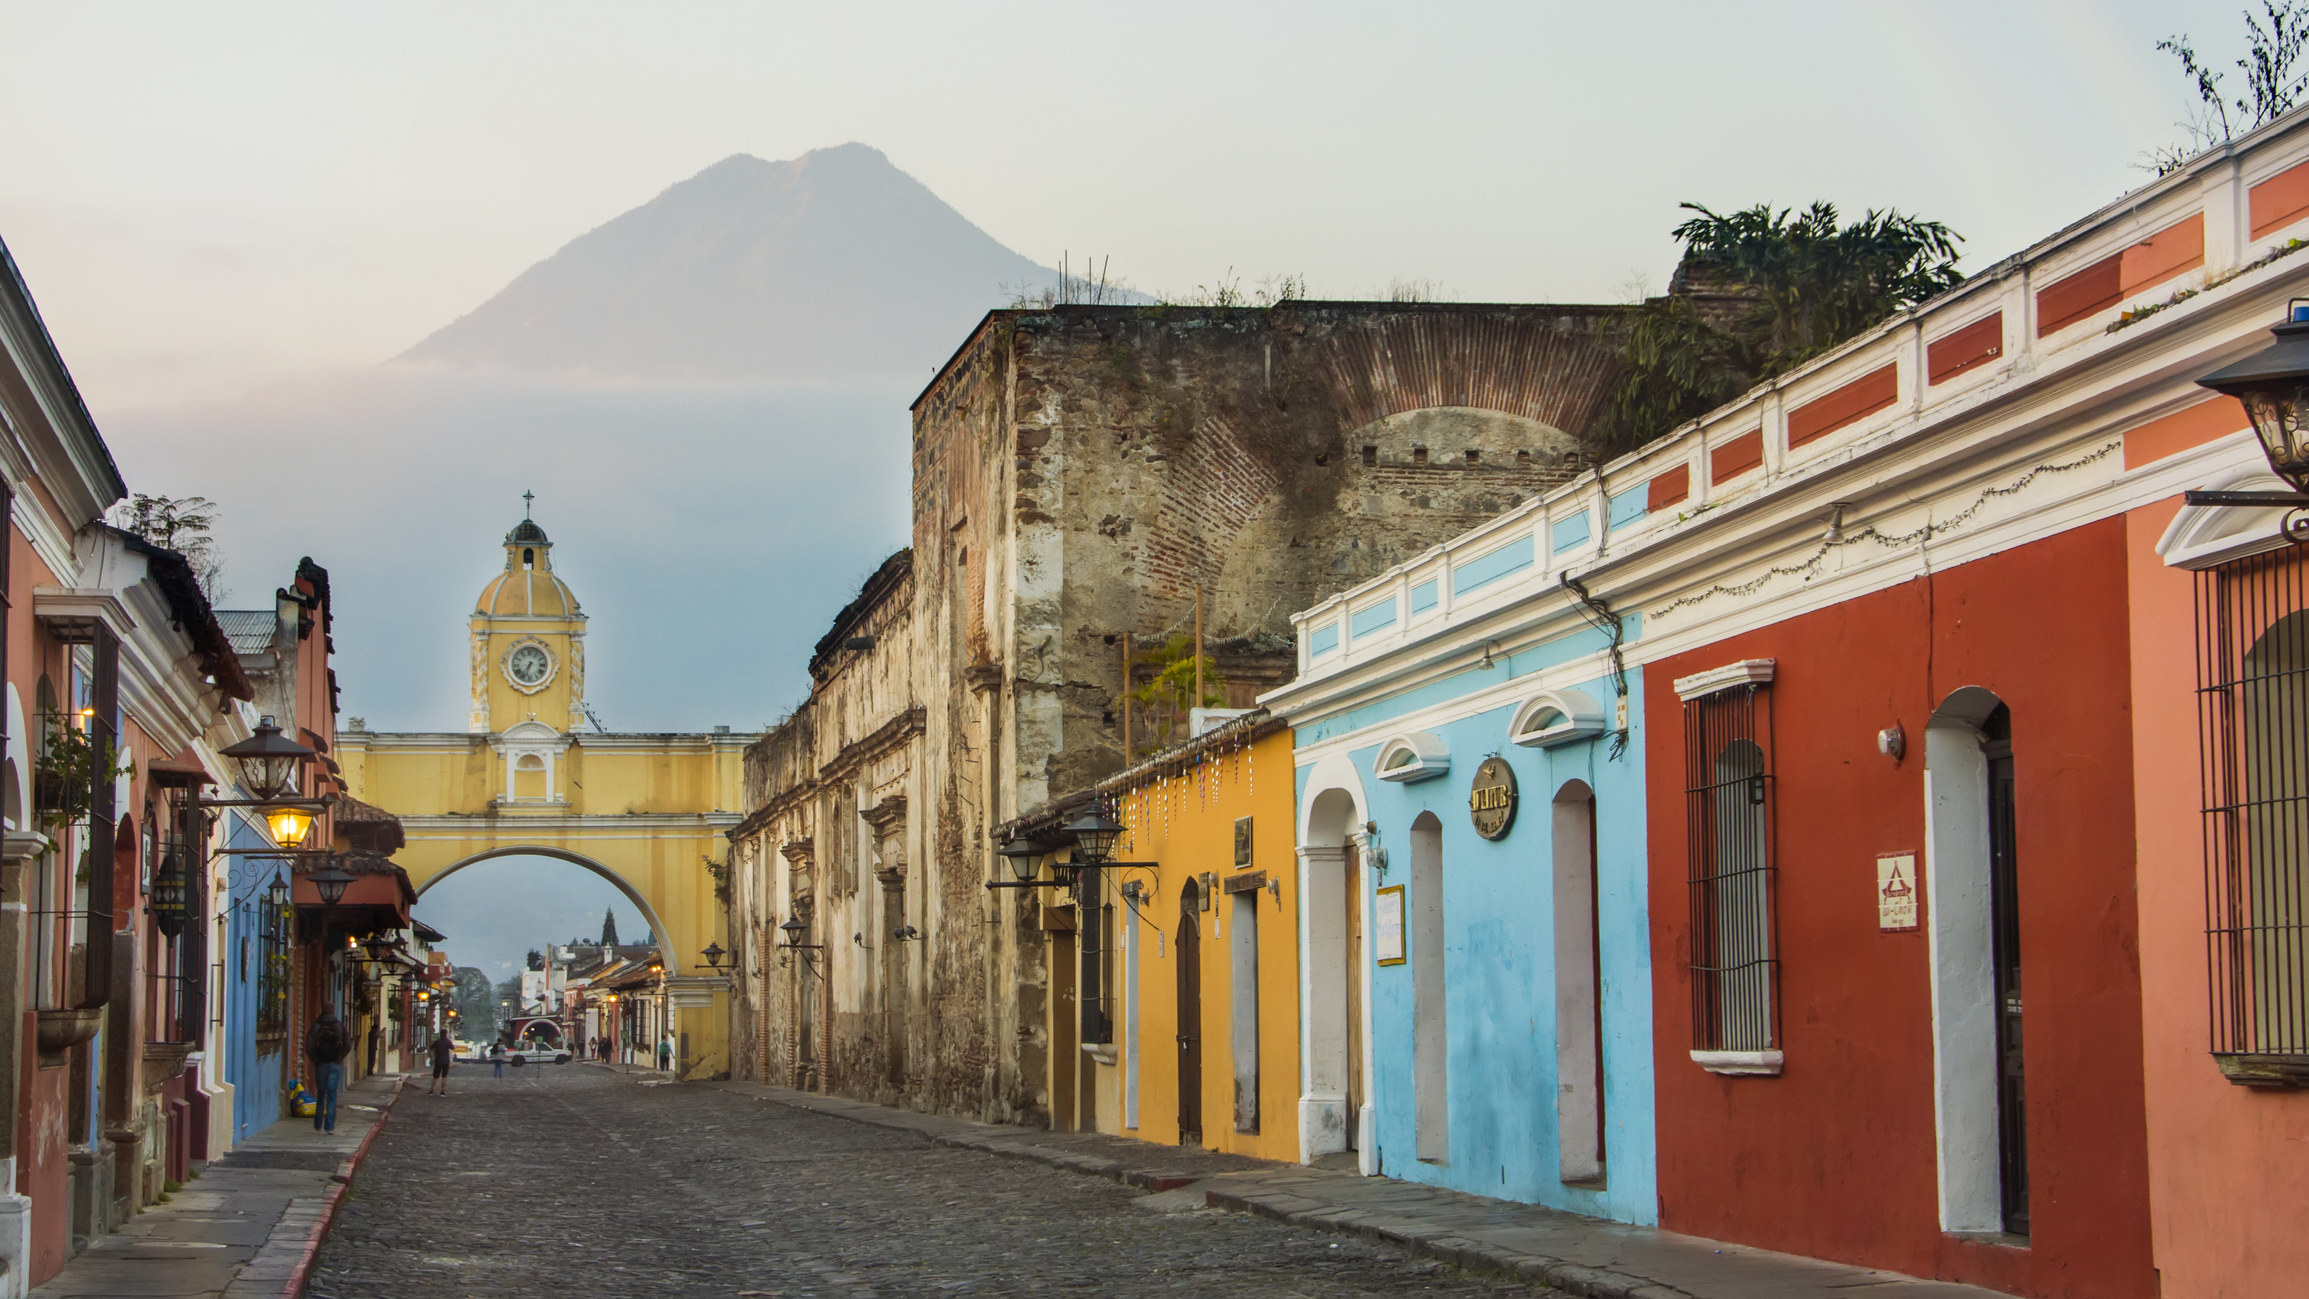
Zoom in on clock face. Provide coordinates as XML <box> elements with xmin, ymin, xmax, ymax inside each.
<box><xmin>507</xmin><ymin>644</ymin><xmax>552</xmax><ymax>688</ymax></box>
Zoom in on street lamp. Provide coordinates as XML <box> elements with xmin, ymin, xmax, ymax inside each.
<box><xmin>219</xmin><ymin>716</ymin><xmax>316</xmax><ymax>801</ymax></box>
<box><xmin>264</xmin><ymin>804</ymin><xmax>316</xmax><ymax>849</ymax></box>
<box><xmin>2194</xmin><ymin>301</ymin><xmax>2309</xmax><ymax>521</ymax></box>
<box><xmin>1062</xmin><ymin>809</ymin><xmax>1124</xmax><ymax>864</ymax></box>
<box><xmin>996</xmin><ymin>836</ymin><xmax>1043</xmax><ymax>883</ymax></box>
<box><xmin>700</xmin><ymin>942</ymin><xmax>725</xmax><ymax>971</ymax></box>
<box><xmin>151</xmin><ymin>849</ymin><xmax>188</xmax><ymax>938</ymax></box>
<box><xmin>307</xmin><ymin>864</ymin><xmax>355</xmax><ymax>908</ymax></box>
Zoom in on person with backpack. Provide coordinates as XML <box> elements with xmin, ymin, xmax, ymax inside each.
<box><xmin>303</xmin><ymin>1008</ymin><xmax>351</xmax><ymax>1133</ymax></box>
<box><xmin>489</xmin><ymin>1039</ymin><xmax>508</xmax><ymax>1080</ymax></box>
<box><xmin>427</xmin><ymin>1027</ymin><xmax>454</xmax><ymax>1095</ymax></box>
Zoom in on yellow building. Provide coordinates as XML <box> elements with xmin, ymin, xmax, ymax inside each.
<box><xmin>338</xmin><ymin>509</ymin><xmax>747</xmax><ymax>1076</ymax></box>
<box><xmin>1005</xmin><ymin>713</ymin><xmax>1301</xmax><ymax>1160</ymax></box>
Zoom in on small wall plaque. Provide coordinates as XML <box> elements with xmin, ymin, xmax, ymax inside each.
<box><xmin>1375</xmin><ymin>885</ymin><xmax>1407</xmax><ymax>965</ymax></box>
<box><xmin>1877</xmin><ymin>852</ymin><xmax>1919</xmax><ymax>931</ymax></box>
<box><xmin>1468</xmin><ymin>755</ymin><xmax>1519</xmax><ymax>841</ymax></box>
<box><xmin>1234</xmin><ymin>816</ymin><xmax>1252</xmax><ymax>868</ymax></box>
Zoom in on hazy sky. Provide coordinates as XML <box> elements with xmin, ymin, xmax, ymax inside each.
<box><xmin>2</xmin><ymin>1</ymin><xmax>2232</xmax><ymax>408</ymax></box>
<box><xmin>0</xmin><ymin>2</ymin><xmax>2249</xmax><ymax>941</ymax></box>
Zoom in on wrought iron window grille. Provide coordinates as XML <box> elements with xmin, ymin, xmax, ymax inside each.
<box><xmin>2196</xmin><ymin>544</ymin><xmax>2309</xmax><ymax>1086</ymax></box>
<box><xmin>1683</xmin><ymin>683</ymin><xmax>1780</xmax><ymax>1058</ymax></box>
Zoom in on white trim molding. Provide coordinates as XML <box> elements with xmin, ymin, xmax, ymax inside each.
<box><xmin>1507</xmin><ymin>688</ymin><xmax>1607</xmax><ymax>748</ymax></box>
<box><xmin>1673</xmin><ymin>658</ymin><xmax>1777</xmax><ymax>702</ymax></box>
<box><xmin>1372</xmin><ymin>731</ymin><xmax>1450</xmax><ymax>783</ymax></box>
<box><xmin>2158</xmin><ymin>464</ymin><xmax>2299</xmax><ymax>570</ymax></box>
<box><xmin>1692</xmin><ymin>1048</ymin><xmax>1784</xmax><ymax>1077</ymax></box>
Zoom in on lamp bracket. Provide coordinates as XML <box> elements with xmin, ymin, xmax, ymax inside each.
<box><xmin>2183</xmin><ymin>490</ymin><xmax>2309</xmax><ymax>507</ymax></box>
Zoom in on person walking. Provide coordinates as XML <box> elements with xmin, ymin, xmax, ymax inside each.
<box><xmin>657</xmin><ymin>1033</ymin><xmax>672</xmax><ymax>1072</ymax></box>
<box><xmin>304</xmin><ymin>1008</ymin><xmax>351</xmax><ymax>1133</ymax></box>
<box><xmin>427</xmin><ymin>1027</ymin><xmax>454</xmax><ymax>1095</ymax></box>
<box><xmin>490</xmin><ymin>1039</ymin><xmax>508</xmax><ymax>1080</ymax></box>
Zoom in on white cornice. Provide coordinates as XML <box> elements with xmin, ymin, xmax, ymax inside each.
<box><xmin>1674</xmin><ymin>659</ymin><xmax>1776</xmax><ymax>702</ymax></box>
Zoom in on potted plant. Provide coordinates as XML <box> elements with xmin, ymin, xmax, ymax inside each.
<box><xmin>34</xmin><ymin>713</ymin><xmax>133</xmax><ymax>832</ymax></box>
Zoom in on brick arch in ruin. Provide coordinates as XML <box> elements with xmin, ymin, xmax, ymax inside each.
<box><xmin>1302</xmin><ymin>310</ymin><xmax>1625</xmax><ymax>436</ymax></box>
<box><xmin>1144</xmin><ymin>311</ymin><xmax>1624</xmax><ymax>641</ymax></box>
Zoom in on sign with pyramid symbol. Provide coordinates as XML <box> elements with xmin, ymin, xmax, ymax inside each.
<box><xmin>1877</xmin><ymin>852</ymin><xmax>1919</xmax><ymax>931</ymax></box>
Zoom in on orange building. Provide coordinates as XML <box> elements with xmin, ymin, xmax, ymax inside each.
<box><xmin>996</xmin><ymin>715</ymin><xmax>1302</xmax><ymax>1159</ymax></box>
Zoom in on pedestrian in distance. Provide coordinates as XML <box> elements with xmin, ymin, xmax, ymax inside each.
<box><xmin>303</xmin><ymin>1008</ymin><xmax>351</xmax><ymax>1133</ymax></box>
<box><xmin>490</xmin><ymin>1039</ymin><xmax>508</xmax><ymax>1080</ymax></box>
<box><xmin>427</xmin><ymin>1026</ymin><xmax>454</xmax><ymax>1095</ymax></box>
<box><xmin>657</xmin><ymin>1034</ymin><xmax>672</xmax><ymax>1072</ymax></box>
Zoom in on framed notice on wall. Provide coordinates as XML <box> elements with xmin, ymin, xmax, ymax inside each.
<box><xmin>1375</xmin><ymin>885</ymin><xmax>1407</xmax><ymax>965</ymax></box>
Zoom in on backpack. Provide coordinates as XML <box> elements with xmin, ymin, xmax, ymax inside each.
<box><xmin>308</xmin><ymin>1020</ymin><xmax>346</xmax><ymax>1062</ymax></box>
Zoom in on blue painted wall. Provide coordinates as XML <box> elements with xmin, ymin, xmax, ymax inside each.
<box><xmin>222</xmin><ymin>813</ymin><xmax>284</xmax><ymax>1143</ymax></box>
<box><xmin>1306</xmin><ymin>664</ymin><xmax>1656</xmax><ymax>1223</ymax></box>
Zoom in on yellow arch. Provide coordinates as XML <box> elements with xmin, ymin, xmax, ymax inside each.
<box><xmin>414</xmin><ymin>845</ymin><xmax>678</xmax><ymax>954</ymax></box>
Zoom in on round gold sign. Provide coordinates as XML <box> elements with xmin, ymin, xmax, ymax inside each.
<box><xmin>1469</xmin><ymin>756</ymin><xmax>1518</xmax><ymax>840</ymax></box>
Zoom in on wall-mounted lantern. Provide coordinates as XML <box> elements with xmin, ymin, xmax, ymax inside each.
<box><xmin>2192</xmin><ymin>301</ymin><xmax>2309</xmax><ymax>526</ymax></box>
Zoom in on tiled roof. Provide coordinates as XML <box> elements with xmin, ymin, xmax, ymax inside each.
<box><xmin>214</xmin><ymin>609</ymin><xmax>275</xmax><ymax>655</ymax></box>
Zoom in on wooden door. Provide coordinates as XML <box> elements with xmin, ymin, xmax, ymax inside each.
<box><xmin>1987</xmin><ymin>713</ymin><xmax>2028</xmax><ymax>1236</ymax></box>
<box><xmin>1176</xmin><ymin>895</ymin><xmax>1203</xmax><ymax>1145</ymax></box>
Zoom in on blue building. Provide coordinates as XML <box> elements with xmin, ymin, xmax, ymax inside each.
<box><xmin>1267</xmin><ymin>484</ymin><xmax>1658</xmax><ymax>1224</ymax></box>
<box><xmin>222</xmin><ymin>810</ymin><xmax>288</xmax><ymax>1144</ymax></box>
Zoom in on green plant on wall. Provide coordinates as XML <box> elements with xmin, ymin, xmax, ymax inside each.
<box><xmin>1128</xmin><ymin>634</ymin><xmax>1227</xmax><ymax>756</ymax></box>
<box><xmin>1599</xmin><ymin>201</ymin><xmax>1963</xmax><ymax>452</ymax></box>
<box><xmin>34</xmin><ymin>713</ymin><xmax>133</xmax><ymax>833</ymax></box>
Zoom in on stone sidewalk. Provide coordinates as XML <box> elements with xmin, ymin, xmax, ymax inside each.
<box><xmin>718</xmin><ymin>1080</ymin><xmax>2013</xmax><ymax>1299</ymax></box>
<box><xmin>32</xmin><ymin>1070</ymin><xmax>405</xmax><ymax>1299</ymax></box>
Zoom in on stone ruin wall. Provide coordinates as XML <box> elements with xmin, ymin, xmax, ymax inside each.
<box><xmin>737</xmin><ymin>303</ymin><xmax>1634</xmax><ymax>1127</ymax></box>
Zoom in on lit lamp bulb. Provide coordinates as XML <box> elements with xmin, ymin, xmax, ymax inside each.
<box><xmin>265</xmin><ymin>805</ymin><xmax>315</xmax><ymax>848</ymax></box>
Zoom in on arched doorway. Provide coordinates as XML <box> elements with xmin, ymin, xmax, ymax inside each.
<box><xmin>1925</xmin><ymin>686</ymin><xmax>2026</xmax><ymax>1237</ymax></box>
<box><xmin>1299</xmin><ymin>752</ymin><xmax>1369</xmax><ymax>1167</ymax></box>
<box><xmin>1409</xmin><ymin>809</ymin><xmax>1448</xmax><ymax>1166</ymax></box>
<box><xmin>1552</xmin><ymin>779</ymin><xmax>1603</xmax><ymax>1185</ymax></box>
<box><xmin>414</xmin><ymin>848</ymin><xmax>678</xmax><ymax>1069</ymax></box>
<box><xmin>1176</xmin><ymin>877</ymin><xmax>1203</xmax><ymax>1147</ymax></box>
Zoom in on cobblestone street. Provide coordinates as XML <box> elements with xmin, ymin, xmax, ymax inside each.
<box><xmin>307</xmin><ymin>1065</ymin><xmax>1550</xmax><ymax>1297</ymax></box>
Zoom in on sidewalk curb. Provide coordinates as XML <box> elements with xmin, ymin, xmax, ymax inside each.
<box><xmin>737</xmin><ymin>1085</ymin><xmax>1684</xmax><ymax>1298</ymax></box>
<box><xmin>267</xmin><ymin>1076</ymin><xmax>406</xmax><ymax>1299</ymax></box>
<box><xmin>1196</xmin><ymin>1182</ymin><xmax>1691</xmax><ymax>1299</ymax></box>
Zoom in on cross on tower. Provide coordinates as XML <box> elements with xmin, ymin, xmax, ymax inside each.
<box><xmin>523</xmin><ymin>490</ymin><xmax>535</xmax><ymax>518</ymax></box>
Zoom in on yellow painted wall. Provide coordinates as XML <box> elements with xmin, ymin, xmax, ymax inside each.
<box><xmin>1095</xmin><ymin>727</ymin><xmax>1300</xmax><ymax>1161</ymax></box>
<box><xmin>338</xmin><ymin>731</ymin><xmax>747</xmax><ymax>1079</ymax></box>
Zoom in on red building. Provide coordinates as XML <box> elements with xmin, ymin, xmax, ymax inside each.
<box><xmin>1591</xmin><ymin>109</ymin><xmax>2309</xmax><ymax>1297</ymax></box>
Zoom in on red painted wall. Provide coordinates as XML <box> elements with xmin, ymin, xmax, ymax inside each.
<box><xmin>1645</xmin><ymin>519</ymin><xmax>2153</xmax><ymax>1299</ymax></box>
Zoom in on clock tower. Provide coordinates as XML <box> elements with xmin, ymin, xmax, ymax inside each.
<box><xmin>470</xmin><ymin>502</ymin><xmax>587</xmax><ymax>739</ymax></box>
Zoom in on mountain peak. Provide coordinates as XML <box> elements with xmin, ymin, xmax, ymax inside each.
<box><xmin>401</xmin><ymin>146</ymin><xmax>1052</xmax><ymax>381</ymax></box>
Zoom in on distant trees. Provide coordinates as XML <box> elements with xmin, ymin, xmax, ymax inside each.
<box><xmin>1598</xmin><ymin>202</ymin><xmax>1963</xmax><ymax>452</ymax></box>
<box><xmin>600</xmin><ymin>908</ymin><xmax>620</xmax><ymax>948</ymax></box>
<box><xmin>450</xmin><ymin>967</ymin><xmax>498</xmax><ymax>1042</ymax></box>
